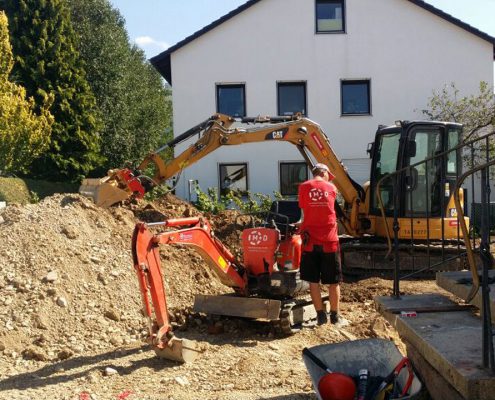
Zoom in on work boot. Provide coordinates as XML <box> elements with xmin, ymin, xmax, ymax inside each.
<box><xmin>316</xmin><ymin>310</ymin><xmax>328</xmax><ymax>325</ymax></box>
<box><xmin>330</xmin><ymin>311</ymin><xmax>341</xmax><ymax>324</ymax></box>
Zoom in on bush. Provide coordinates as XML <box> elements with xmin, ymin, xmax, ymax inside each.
<box><xmin>193</xmin><ymin>185</ymin><xmax>285</xmax><ymax>215</ymax></box>
<box><xmin>0</xmin><ymin>177</ymin><xmax>78</xmax><ymax>204</ymax></box>
<box><xmin>0</xmin><ymin>12</ymin><xmax>54</xmax><ymax>175</ymax></box>
<box><xmin>194</xmin><ymin>187</ymin><xmax>231</xmax><ymax>214</ymax></box>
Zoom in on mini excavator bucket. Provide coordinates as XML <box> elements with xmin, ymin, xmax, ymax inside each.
<box><xmin>79</xmin><ymin>176</ymin><xmax>131</xmax><ymax>208</ymax></box>
<box><xmin>153</xmin><ymin>335</ymin><xmax>202</xmax><ymax>363</ymax></box>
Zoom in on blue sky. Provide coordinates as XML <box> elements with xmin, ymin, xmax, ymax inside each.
<box><xmin>109</xmin><ymin>0</ymin><xmax>495</xmax><ymax>60</ymax></box>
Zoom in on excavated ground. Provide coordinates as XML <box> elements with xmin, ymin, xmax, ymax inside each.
<box><xmin>0</xmin><ymin>193</ymin><xmax>452</xmax><ymax>400</ymax></box>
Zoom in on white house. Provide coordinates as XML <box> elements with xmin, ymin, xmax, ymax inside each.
<box><xmin>151</xmin><ymin>0</ymin><xmax>495</xmax><ymax>201</ymax></box>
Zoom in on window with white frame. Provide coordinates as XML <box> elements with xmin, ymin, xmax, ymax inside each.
<box><xmin>278</xmin><ymin>82</ymin><xmax>307</xmax><ymax>116</ymax></box>
<box><xmin>219</xmin><ymin>163</ymin><xmax>248</xmax><ymax>196</ymax></box>
<box><xmin>216</xmin><ymin>84</ymin><xmax>246</xmax><ymax>117</ymax></box>
<box><xmin>341</xmin><ymin>80</ymin><xmax>371</xmax><ymax>115</ymax></box>
<box><xmin>280</xmin><ymin>162</ymin><xmax>308</xmax><ymax>196</ymax></box>
<box><xmin>316</xmin><ymin>0</ymin><xmax>345</xmax><ymax>33</ymax></box>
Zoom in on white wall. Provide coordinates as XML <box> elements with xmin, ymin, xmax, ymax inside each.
<box><xmin>170</xmin><ymin>0</ymin><xmax>494</xmax><ymax>199</ymax></box>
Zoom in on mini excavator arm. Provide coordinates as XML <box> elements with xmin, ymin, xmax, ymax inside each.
<box><xmin>82</xmin><ymin>113</ymin><xmax>365</xmax><ymax>235</ymax></box>
<box><xmin>131</xmin><ymin>216</ymin><xmax>248</xmax><ymax>361</ymax></box>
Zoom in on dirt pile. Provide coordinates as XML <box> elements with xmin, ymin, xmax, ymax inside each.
<box><xmin>0</xmin><ymin>194</ymin><xmax>229</xmax><ymax>364</ymax></box>
<box><xmin>0</xmin><ymin>193</ymin><xmax>445</xmax><ymax>399</ymax></box>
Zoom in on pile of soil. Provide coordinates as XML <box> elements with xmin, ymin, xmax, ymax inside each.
<box><xmin>0</xmin><ymin>193</ymin><xmax>446</xmax><ymax>399</ymax></box>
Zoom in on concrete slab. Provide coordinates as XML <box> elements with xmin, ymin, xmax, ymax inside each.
<box><xmin>375</xmin><ymin>295</ymin><xmax>495</xmax><ymax>400</ymax></box>
<box><xmin>375</xmin><ymin>293</ymin><xmax>471</xmax><ymax>314</ymax></box>
<box><xmin>436</xmin><ymin>270</ymin><xmax>495</xmax><ymax>322</ymax></box>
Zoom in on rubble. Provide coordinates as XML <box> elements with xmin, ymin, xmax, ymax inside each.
<box><xmin>0</xmin><ymin>193</ymin><xmax>442</xmax><ymax>399</ymax></box>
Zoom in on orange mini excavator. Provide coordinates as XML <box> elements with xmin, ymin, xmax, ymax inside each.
<box><xmin>132</xmin><ymin>201</ymin><xmax>316</xmax><ymax>363</ymax></box>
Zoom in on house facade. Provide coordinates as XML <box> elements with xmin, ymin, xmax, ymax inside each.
<box><xmin>151</xmin><ymin>0</ymin><xmax>495</xmax><ymax>201</ymax></box>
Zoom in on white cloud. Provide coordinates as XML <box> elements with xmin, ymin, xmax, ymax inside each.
<box><xmin>134</xmin><ymin>36</ymin><xmax>170</xmax><ymax>50</ymax></box>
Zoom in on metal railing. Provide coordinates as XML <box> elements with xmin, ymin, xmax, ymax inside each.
<box><xmin>376</xmin><ymin>129</ymin><xmax>495</xmax><ymax>371</ymax></box>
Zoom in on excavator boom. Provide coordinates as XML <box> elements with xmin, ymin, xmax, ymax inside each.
<box><xmin>80</xmin><ymin>113</ymin><xmax>364</xmax><ymax>235</ymax></box>
<box><xmin>132</xmin><ymin>216</ymin><xmax>250</xmax><ymax>362</ymax></box>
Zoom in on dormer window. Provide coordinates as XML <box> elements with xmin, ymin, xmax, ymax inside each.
<box><xmin>316</xmin><ymin>0</ymin><xmax>345</xmax><ymax>33</ymax></box>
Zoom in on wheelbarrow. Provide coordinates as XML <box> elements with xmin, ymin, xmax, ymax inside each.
<box><xmin>302</xmin><ymin>338</ymin><xmax>422</xmax><ymax>400</ymax></box>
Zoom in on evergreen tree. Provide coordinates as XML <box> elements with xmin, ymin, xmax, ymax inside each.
<box><xmin>0</xmin><ymin>11</ymin><xmax>54</xmax><ymax>174</ymax></box>
<box><xmin>2</xmin><ymin>0</ymin><xmax>103</xmax><ymax>181</ymax></box>
<box><xmin>68</xmin><ymin>0</ymin><xmax>172</xmax><ymax>173</ymax></box>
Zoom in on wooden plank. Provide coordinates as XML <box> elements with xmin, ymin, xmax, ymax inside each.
<box><xmin>193</xmin><ymin>294</ymin><xmax>281</xmax><ymax>320</ymax></box>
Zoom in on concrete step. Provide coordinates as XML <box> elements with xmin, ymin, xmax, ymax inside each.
<box><xmin>436</xmin><ymin>270</ymin><xmax>495</xmax><ymax>323</ymax></box>
<box><xmin>375</xmin><ymin>294</ymin><xmax>495</xmax><ymax>400</ymax></box>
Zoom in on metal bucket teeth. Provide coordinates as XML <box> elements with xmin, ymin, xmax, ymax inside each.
<box><xmin>153</xmin><ymin>337</ymin><xmax>202</xmax><ymax>363</ymax></box>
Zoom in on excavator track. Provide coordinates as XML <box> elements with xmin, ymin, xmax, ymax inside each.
<box><xmin>277</xmin><ymin>301</ymin><xmax>300</xmax><ymax>335</ymax></box>
<box><xmin>275</xmin><ymin>295</ymin><xmax>330</xmax><ymax>335</ymax></box>
<box><xmin>340</xmin><ymin>239</ymin><xmax>468</xmax><ymax>278</ymax></box>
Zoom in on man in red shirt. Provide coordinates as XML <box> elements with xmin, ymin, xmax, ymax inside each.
<box><xmin>298</xmin><ymin>163</ymin><xmax>342</xmax><ymax>325</ymax></box>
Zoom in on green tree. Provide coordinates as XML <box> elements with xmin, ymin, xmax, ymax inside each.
<box><xmin>2</xmin><ymin>0</ymin><xmax>103</xmax><ymax>181</ymax></box>
<box><xmin>422</xmin><ymin>82</ymin><xmax>495</xmax><ymax>142</ymax></box>
<box><xmin>68</xmin><ymin>0</ymin><xmax>172</xmax><ymax>173</ymax></box>
<box><xmin>0</xmin><ymin>11</ymin><xmax>53</xmax><ymax>175</ymax></box>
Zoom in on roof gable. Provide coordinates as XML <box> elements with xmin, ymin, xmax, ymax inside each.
<box><xmin>150</xmin><ymin>0</ymin><xmax>495</xmax><ymax>84</ymax></box>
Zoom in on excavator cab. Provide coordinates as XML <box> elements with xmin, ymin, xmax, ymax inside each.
<box><xmin>368</xmin><ymin>121</ymin><xmax>463</xmax><ymax>239</ymax></box>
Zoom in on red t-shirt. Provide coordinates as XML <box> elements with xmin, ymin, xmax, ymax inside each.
<box><xmin>298</xmin><ymin>178</ymin><xmax>338</xmax><ymax>252</ymax></box>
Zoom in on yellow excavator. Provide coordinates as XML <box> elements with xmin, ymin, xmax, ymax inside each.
<box><xmin>79</xmin><ymin>113</ymin><xmax>472</xmax><ymax>363</ymax></box>
<box><xmin>80</xmin><ymin>113</ymin><xmax>466</xmax><ymax>243</ymax></box>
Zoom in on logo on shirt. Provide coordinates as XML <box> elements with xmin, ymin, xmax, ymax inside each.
<box><xmin>309</xmin><ymin>188</ymin><xmax>328</xmax><ymax>202</ymax></box>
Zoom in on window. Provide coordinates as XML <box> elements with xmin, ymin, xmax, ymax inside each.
<box><xmin>278</xmin><ymin>82</ymin><xmax>307</xmax><ymax>116</ymax></box>
<box><xmin>404</xmin><ymin>128</ymin><xmax>443</xmax><ymax>216</ymax></box>
<box><xmin>316</xmin><ymin>0</ymin><xmax>345</xmax><ymax>33</ymax></box>
<box><xmin>341</xmin><ymin>80</ymin><xmax>370</xmax><ymax>115</ymax></box>
<box><xmin>280</xmin><ymin>162</ymin><xmax>308</xmax><ymax>196</ymax></box>
<box><xmin>216</xmin><ymin>84</ymin><xmax>246</xmax><ymax>117</ymax></box>
<box><xmin>371</xmin><ymin>132</ymin><xmax>400</xmax><ymax>214</ymax></box>
<box><xmin>219</xmin><ymin>163</ymin><xmax>248</xmax><ymax>196</ymax></box>
<box><xmin>447</xmin><ymin>128</ymin><xmax>461</xmax><ymax>175</ymax></box>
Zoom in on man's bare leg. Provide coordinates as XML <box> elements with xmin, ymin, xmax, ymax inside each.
<box><xmin>310</xmin><ymin>282</ymin><xmax>323</xmax><ymax>311</ymax></box>
<box><xmin>328</xmin><ymin>283</ymin><xmax>340</xmax><ymax>313</ymax></box>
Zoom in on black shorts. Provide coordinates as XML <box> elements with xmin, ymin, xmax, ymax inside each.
<box><xmin>300</xmin><ymin>245</ymin><xmax>343</xmax><ymax>284</ymax></box>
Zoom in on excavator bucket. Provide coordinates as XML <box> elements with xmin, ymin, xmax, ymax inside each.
<box><xmin>79</xmin><ymin>177</ymin><xmax>131</xmax><ymax>208</ymax></box>
<box><xmin>153</xmin><ymin>336</ymin><xmax>202</xmax><ymax>363</ymax></box>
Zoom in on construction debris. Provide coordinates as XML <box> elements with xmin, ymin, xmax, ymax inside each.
<box><xmin>0</xmin><ymin>193</ymin><xmax>445</xmax><ymax>399</ymax></box>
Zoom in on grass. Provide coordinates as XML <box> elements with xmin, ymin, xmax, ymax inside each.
<box><xmin>0</xmin><ymin>177</ymin><xmax>78</xmax><ymax>204</ymax></box>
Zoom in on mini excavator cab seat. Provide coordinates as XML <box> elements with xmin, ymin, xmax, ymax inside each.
<box><xmin>267</xmin><ymin>200</ymin><xmax>301</xmax><ymax>239</ymax></box>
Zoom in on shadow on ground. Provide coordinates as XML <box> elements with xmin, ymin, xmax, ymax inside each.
<box><xmin>0</xmin><ymin>344</ymin><xmax>176</xmax><ymax>392</ymax></box>
<box><xmin>263</xmin><ymin>394</ymin><xmax>316</xmax><ymax>399</ymax></box>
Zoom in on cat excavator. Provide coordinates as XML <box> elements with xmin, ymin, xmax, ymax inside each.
<box><xmin>80</xmin><ymin>113</ymin><xmax>466</xmax><ymax>242</ymax></box>
<box><xmin>82</xmin><ymin>114</ymin><xmax>469</xmax><ymax>363</ymax></box>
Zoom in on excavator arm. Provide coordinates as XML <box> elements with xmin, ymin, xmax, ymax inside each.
<box><xmin>132</xmin><ymin>216</ymin><xmax>248</xmax><ymax>362</ymax></box>
<box><xmin>81</xmin><ymin>113</ymin><xmax>365</xmax><ymax>235</ymax></box>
